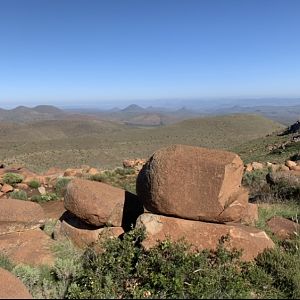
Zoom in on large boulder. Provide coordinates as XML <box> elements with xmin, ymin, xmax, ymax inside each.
<box><xmin>136</xmin><ymin>213</ymin><xmax>275</xmax><ymax>261</ymax></box>
<box><xmin>0</xmin><ymin>229</ymin><xmax>55</xmax><ymax>266</ymax></box>
<box><xmin>136</xmin><ymin>145</ymin><xmax>246</xmax><ymax>222</ymax></box>
<box><xmin>64</xmin><ymin>179</ymin><xmax>143</xmax><ymax>229</ymax></box>
<box><xmin>54</xmin><ymin>211</ymin><xmax>124</xmax><ymax>248</ymax></box>
<box><xmin>0</xmin><ymin>267</ymin><xmax>33</xmax><ymax>299</ymax></box>
<box><xmin>0</xmin><ymin>199</ymin><xmax>46</xmax><ymax>235</ymax></box>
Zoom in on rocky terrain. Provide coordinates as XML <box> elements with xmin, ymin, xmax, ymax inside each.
<box><xmin>0</xmin><ymin>143</ymin><xmax>299</xmax><ymax>298</ymax></box>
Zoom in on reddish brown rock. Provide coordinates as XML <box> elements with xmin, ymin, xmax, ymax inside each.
<box><xmin>218</xmin><ymin>188</ymin><xmax>248</xmax><ymax>222</ymax></box>
<box><xmin>252</xmin><ymin>162</ymin><xmax>264</xmax><ymax>170</ymax></box>
<box><xmin>0</xmin><ymin>229</ymin><xmax>55</xmax><ymax>266</ymax></box>
<box><xmin>0</xmin><ymin>267</ymin><xmax>33</xmax><ymax>299</ymax></box>
<box><xmin>88</xmin><ymin>167</ymin><xmax>99</xmax><ymax>175</ymax></box>
<box><xmin>267</xmin><ymin>216</ymin><xmax>300</xmax><ymax>240</ymax></box>
<box><xmin>0</xmin><ymin>198</ymin><xmax>46</xmax><ymax>235</ymax></box>
<box><xmin>240</xmin><ymin>203</ymin><xmax>259</xmax><ymax>226</ymax></box>
<box><xmin>64</xmin><ymin>179</ymin><xmax>143</xmax><ymax>229</ymax></box>
<box><xmin>290</xmin><ymin>165</ymin><xmax>300</xmax><ymax>171</ymax></box>
<box><xmin>1</xmin><ymin>184</ymin><xmax>13</xmax><ymax>194</ymax></box>
<box><xmin>54</xmin><ymin>212</ymin><xmax>124</xmax><ymax>248</ymax></box>
<box><xmin>63</xmin><ymin>168</ymin><xmax>83</xmax><ymax>177</ymax></box>
<box><xmin>15</xmin><ymin>183</ymin><xmax>29</xmax><ymax>190</ymax></box>
<box><xmin>136</xmin><ymin>213</ymin><xmax>274</xmax><ymax>261</ymax></box>
<box><xmin>245</xmin><ymin>163</ymin><xmax>253</xmax><ymax>172</ymax></box>
<box><xmin>40</xmin><ymin>200</ymin><xmax>66</xmax><ymax>220</ymax></box>
<box><xmin>285</xmin><ymin>160</ymin><xmax>297</xmax><ymax>168</ymax></box>
<box><xmin>136</xmin><ymin>145</ymin><xmax>245</xmax><ymax>222</ymax></box>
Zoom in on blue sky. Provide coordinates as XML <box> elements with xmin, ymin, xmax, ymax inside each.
<box><xmin>0</xmin><ymin>0</ymin><xmax>300</xmax><ymax>108</ymax></box>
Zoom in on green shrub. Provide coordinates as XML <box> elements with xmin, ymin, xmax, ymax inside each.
<box><xmin>2</xmin><ymin>173</ymin><xmax>24</xmax><ymax>185</ymax></box>
<box><xmin>54</xmin><ymin>177</ymin><xmax>71</xmax><ymax>196</ymax></box>
<box><xmin>0</xmin><ymin>253</ymin><xmax>14</xmax><ymax>272</ymax></box>
<box><xmin>89</xmin><ymin>173</ymin><xmax>108</xmax><ymax>183</ymax></box>
<box><xmin>65</xmin><ymin>230</ymin><xmax>278</xmax><ymax>299</ymax></box>
<box><xmin>256</xmin><ymin>238</ymin><xmax>300</xmax><ymax>298</ymax></box>
<box><xmin>28</xmin><ymin>179</ymin><xmax>41</xmax><ymax>189</ymax></box>
<box><xmin>114</xmin><ymin>167</ymin><xmax>136</xmax><ymax>176</ymax></box>
<box><xmin>9</xmin><ymin>190</ymin><xmax>28</xmax><ymax>200</ymax></box>
<box><xmin>31</xmin><ymin>192</ymin><xmax>59</xmax><ymax>203</ymax></box>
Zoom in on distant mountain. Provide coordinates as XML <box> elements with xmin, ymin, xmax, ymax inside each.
<box><xmin>0</xmin><ymin>105</ymin><xmax>66</xmax><ymax>123</ymax></box>
<box><xmin>32</xmin><ymin>105</ymin><xmax>64</xmax><ymax>115</ymax></box>
<box><xmin>210</xmin><ymin>105</ymin><xmax>300</xmax><ymax>125</ymax></box>
<box><xmin>121</xmin><ymin>104</ymin><xmax>145</xmax><ymax>113</ymax></box>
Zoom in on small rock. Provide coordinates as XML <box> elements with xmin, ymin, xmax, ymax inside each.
<box><xmin>245</xmin><ymin>163</ymin><xmax>253</xmax><ymax>172</ymax></box>
<box><xmin>1</xmin><ymin>184</ymin><xmax>13</xmax><ymax>194</ymax></box>
<box><xmin>267</xmin><ymin>216</ymin><xmax>300</xmax><ymax>240</ymax></box>
<box><xmin>252</xmin><ymin>162</ymin><xmax>264</xmax><ymax>170</ymax></box>
<box><xmin>285</xmin><ymin>160</ymin><xmax>297</xmax><ymax>168</ymax></box>
<box><xmin>88</xmin><ymin>167</ymin><xmax>99</xmax><ymax>175</ymax></box>
<box><xmin>15</xmin><ymin>183</ymin><xmax>29</xmax><ymax>190</ymax></box>
<box><xmin>38</xmin><ymin>186</ymin><xmax>46</xmax><ymax>195</ymax></box>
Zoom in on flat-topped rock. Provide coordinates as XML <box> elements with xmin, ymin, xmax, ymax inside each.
<box><xmin>136</xmin><ymin>213</ymin><xmax>275</xmax><ymax>261</ymax></box>
<box><xmin>64</xmin><ymin>179</ymin><xmax>143</xmax><ymax>229</ymax></box>
<box><xmin>0</xmin><ymin>198</ymin><xmax>46</xmax><ymax>235</ymax></box>
<box><xmin>136</xmin><ymin>145</ymin><xmax>246</xmax><ymax>222</ymax></box>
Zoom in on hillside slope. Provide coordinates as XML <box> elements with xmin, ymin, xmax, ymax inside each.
<box><xmin>0</xmin><ymin>114</ymin><xmax>284</xmax><ymax>171</ymax></box>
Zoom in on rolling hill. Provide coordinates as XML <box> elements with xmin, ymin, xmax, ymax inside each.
<box><xmin>0</xmin><ymin>114</ymin><xmax>284</xmax><ymax>172</ymax></box>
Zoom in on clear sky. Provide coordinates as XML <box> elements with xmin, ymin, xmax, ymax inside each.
<box><xmin>0</xmin><ymin>0</ymin><xmax>300</xmax><ymax>107</ymax></box>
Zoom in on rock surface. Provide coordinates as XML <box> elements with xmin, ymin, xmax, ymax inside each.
<box><xmin>54</xmin><ymin>212</ymin><xmax>124</xmax><ymax>248</ymax></box>
<box><xmin>64</xmin><ymin>179</ymin><xmax>143</xmax><ymax>229</ymax></box>
<box><xmin>0</xmin><ymin>267</ymin><xmax>33</xmax><ymax>299</ymax></box>
<box><xmin>0</xmin><ymin>199</ymin><xmax>46</xmax><ymax>235</ymax></box>
<box><xmin>0</xmin><ymin>229</ymin><xmax>55</xmax><ymax>266</ymax></box>
<box><xmin>267</xmin><ymin>216</ymin><xmax>300</xmax><ymax>240</ymax></box>
<box><xmin>136</xmin><ymin>144</ymin><xmax>245</xmax><ymax>222</ymax></box>
<box><xmin>136</xmin><ymin>213</ymin><xmax>275</xmax><ymax>261</ymax></box>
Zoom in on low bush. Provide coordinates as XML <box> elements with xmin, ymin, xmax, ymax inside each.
<box><xmin>31</xmin><ymin>192</ymin><xmax>59</xmax><ymax>203</ymax></box>
<box><xmin>0</xmin><ymin>253</ymin><xmax>14</xmax><ymax>272</ymax></box>
<box><xmin>114</xmin><ymin>167</ymin><xmax>136</xmax><ymax>176</ymax></box>
<box><xmin>9</xmin><ymin>190</ymin><xmax>28</xmax><ymax>200</ymax></box>
<box><xmin>2</xmin><ymin>173</ymin><xmax>24</xmax><ymax>185</ymax></box>
<box><xmin>55</xmin><ymin>177</ymin><xmax>71</xmax><ymax>197</ymax></box>
<box><xmin>28</xmin><ymin>179</ymin><xmax>41</xmax><ymax>189</ymax></box>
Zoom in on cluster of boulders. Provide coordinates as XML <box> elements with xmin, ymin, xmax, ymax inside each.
<box><xmin>245</xmin><ymin>160</ymin><xmax>300</xmax><ymax>172</ymax></box>
<box><xmin>53</xmin><ymin>178</ymin><xmax>143</xmax><ymax>249</ymax></box>
<box><xmin>134</xmin><ymin>145</ymin><xmax>274</xmax><ymax>261</ymax></box>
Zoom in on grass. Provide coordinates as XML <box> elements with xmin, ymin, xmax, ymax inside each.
<box><xmin>9</xmin><ymin>189</ymin><xmax>28</xmax><ymax>200</ymax></box>
<box><xmin>0</xmin><ymin>114</ymin><xmax>283</xmax><ymax>172</ymax></box>
<box><xmin>88</xmin><ymin>169</ymin><xmax>137</xmax><ymax>194</ymax></box>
